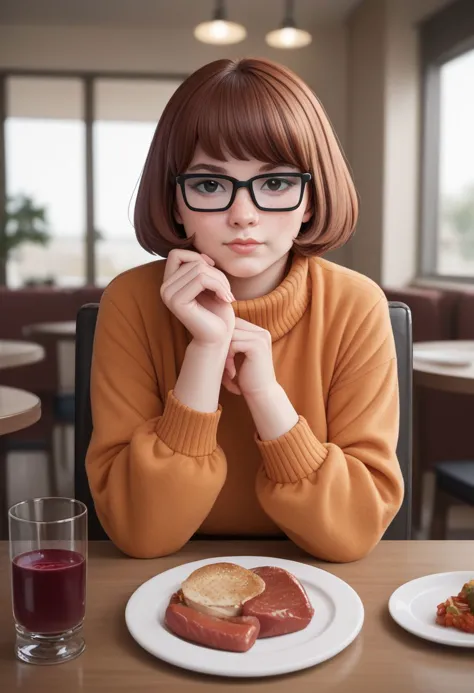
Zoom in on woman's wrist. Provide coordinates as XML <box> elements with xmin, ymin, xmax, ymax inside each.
<box><xmin>245</xmin><ymin>383</ymin><xmax>299</xmax><ymax>441</ymax></box>
<box><xmin>173</xmin><ymin>339</ymin><xmax>229</xmax><ymax>413</ymax></box>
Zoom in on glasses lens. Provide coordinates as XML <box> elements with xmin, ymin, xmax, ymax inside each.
<box><xmin>252</xmin><ymin>175</ymin><xmax>303</xmax><ymax>209</ymax></box>
<box><xmin>183</xmin><ymin>176</ymin><xmax>233</xmax><ymax>210</ymax></box>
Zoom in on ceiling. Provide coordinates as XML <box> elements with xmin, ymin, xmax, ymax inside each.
<box><xmin>0</xmin><ymin>0</ymin><xmax>363</xmax><ymax>30</ymax></box>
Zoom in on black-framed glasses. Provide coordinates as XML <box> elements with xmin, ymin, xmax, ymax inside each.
<box><xmin>176</xmin><ymin>172</ymin><xmax>312</xmax><ymax>212</ymax></box>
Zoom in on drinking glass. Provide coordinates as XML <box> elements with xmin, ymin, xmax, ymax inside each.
<box><xmin>9</xmin><ymin>497</ymin><xmax>87</xmax><ymax>665</ymax></box>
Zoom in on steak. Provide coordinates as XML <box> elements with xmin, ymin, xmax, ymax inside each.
<box><xmin>165</xmin><ymin>602</ymin><xmax>261</xmax><ymax>652</ymax></box>
<box><xmin>242</xmin><ymin>566</ymin><xmax>314</xmax><ymax>638</ymax></box>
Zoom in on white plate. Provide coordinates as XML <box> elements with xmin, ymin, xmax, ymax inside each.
<box><xmin>413</xmin><ymin>349</ymin><xmax>473</xmax><ymax>367</ymax></box>
<box><xmin>389</xmin><ymin>571</ymin><xmax>474</xmax><ymax>647</ymax></box>
<box><xmin>125</xmin><ymin>555</ymin><xmax>364</xmax><ymax>678</ymax></box>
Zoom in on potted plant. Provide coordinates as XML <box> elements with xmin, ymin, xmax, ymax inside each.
<box><xmin>0</xmin><ymin>194</ymin><xmax>51</xmax><ymax>286</ymax></box>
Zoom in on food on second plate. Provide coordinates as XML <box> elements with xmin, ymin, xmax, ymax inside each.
<box><xmin>436</xmin><ymin>579</ymin><xmax>474</xmax><ymax>634</ymax></box>
<box><xmin>242</xmin><ymin>566</ymin><xmax>315</xmax><ymax>637</ymax></box>
<box><xmin>164</xmin><ymin>562</ymin><xmax>315</xmax><ymax>652</ymax></box>
<box><xmin>180</xmin><ymin>562</ymin><xmax>266</xmax><ymax>618</ymax></box>
<box><xmin>165</xmin><ymin>602</ymin><xmax>261</xmax><ymax>653</ymax></box>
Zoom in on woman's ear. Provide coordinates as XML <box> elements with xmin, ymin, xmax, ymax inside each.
<box><xmin>302</xmin><ymin>200</ymin><xmax>313</xmax><ymax>224</ymax></box>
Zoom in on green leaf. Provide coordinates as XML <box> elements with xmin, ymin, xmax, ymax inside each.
<box><xmin>466</xmin><ymin>587</ymin><xmax>474</xmax><ymax>614</ymax></box>
<box><xmin>0</xmin><ymin>193</ymin><xmax>51</xmax><ymax>261</ymax></box>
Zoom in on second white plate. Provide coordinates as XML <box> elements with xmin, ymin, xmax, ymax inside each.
<box><xmin>389</xmin><ymin>571</ymin><xmax>474</xmax><ymax>647</ymax></box>
<box><xmin>125</xmin><ymin>555</ymin><xmax>364</xmax><ymax>677</ymax></box>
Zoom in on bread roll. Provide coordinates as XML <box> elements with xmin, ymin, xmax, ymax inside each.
<box><xmin>181</xmin><ymin>562</ymin><xmax>266</xmax><ymax>618</ymax></box>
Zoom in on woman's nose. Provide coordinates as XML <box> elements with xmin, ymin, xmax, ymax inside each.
<box><xmin>227</xmin><ymin>188</ymin><xmax>259</xmax><ymax>228</ymax></box>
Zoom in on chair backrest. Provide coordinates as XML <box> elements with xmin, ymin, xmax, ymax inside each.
<box><xmin>383</xmin><ymin>302</ymin><xmax>413</xmax><ymax>540</ymax></box>
<box><xmin>74</xmin><ymin>304</ymin><xmax>108</xmax><ymax>540</ymax></box>
<box><xmin>75</xmin><ymin>301</ymin><xmax>412</xmax><ymax>541</ymax></box>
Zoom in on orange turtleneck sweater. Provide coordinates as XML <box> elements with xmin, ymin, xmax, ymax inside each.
<box><xmin>86</xmin><ymin>254</ymin><xmax>404</xmax><ymax>561</ymax></box>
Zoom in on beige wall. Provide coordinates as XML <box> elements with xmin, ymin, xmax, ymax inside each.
<box><xmin>345</xmin><ymin>0</ymin><xmax>386</xmax><ymax>283</ymax></box>
<box><xmin>347</xmin><ymin>0</ymin><xmax>455</xmax><ymax>286</ymax></box>
<box><xmin>0</xmin><ymin>24</ymin><xmax>348</xmax><ymax>141</ymax></box>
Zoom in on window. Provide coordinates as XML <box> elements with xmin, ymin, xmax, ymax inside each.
<box><xmin>93</xmin><ymin>79</ymin><xmax>181</xmax><ymax>285</ymax></box>
<box><xmin>1</xmin><ymin>72</ymin><xmax>184</xmax><ymax>287</ymax></box>
<box><xmin>420</xmin><ymin>0</ymin><xmax>474</xmax><ymax>280</ymax></box>
<box><xmin>437</xmin><ymin>50</ymin><xmax>474</xmax><ymax>276</ymax></box>
<box><xmin>5</xmin><ymin>77</ymin><xmax>86</xmax><ymax>287</ymax></box>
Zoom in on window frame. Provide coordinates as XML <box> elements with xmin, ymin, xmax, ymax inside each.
<box><xmin>0</xmin><ymin>69</ymin><xmax>188</xmax><ymax>286</ymax></box>
<box><xmin>419</xmin><ymin>0</ymin><xmax>474</xmax><ymax>281</ymax></box>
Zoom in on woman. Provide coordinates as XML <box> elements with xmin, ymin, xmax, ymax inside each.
<box><xmin>86</xmin><ymin>57</ymin><xmax>404</xmax><ymax>560</ymax></box>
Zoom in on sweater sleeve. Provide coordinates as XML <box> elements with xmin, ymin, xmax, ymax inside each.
<box><xmin>85</xmin><ymin>292</ymin><xmax>227</xmax><ymax>558</ymax></box>
<box><xmin>255</xmin><ymin>298</ymin><xmax>404</xmax><ymax>563</ymax></box>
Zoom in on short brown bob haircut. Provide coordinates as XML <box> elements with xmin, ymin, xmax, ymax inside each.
<box><xmin>135</xmin><ymin>57</ymin><xmax>358</xmax><ymax>258</ymax></box>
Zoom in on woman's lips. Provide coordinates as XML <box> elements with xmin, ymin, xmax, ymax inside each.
<box><xmin>227</xmin><ymin>242</ymin><xmax>262</xmax><ymax>255</ymax></box>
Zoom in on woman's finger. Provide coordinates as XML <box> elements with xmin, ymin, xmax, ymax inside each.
<box><xmin>200</xmin><ymin>253</ymin><xmax>216</xmax><ymax>266</ymax></box>
<box><xmin>161</xmin><ymin>259</ymin><xmax>201</xmax><ymax>293</ymax></box>
<box><xmin>172</xmin><ymin>272</ymin><xmax>234</xmax><ymax>306</ymax></box>
<box><xmin>163</xmin><ymin>263</ymin><xmax>234</xmax><ymax>303</ymax></box>
<box><xmin>222</xmin><ymin>371</ymin><xmax>241</xmax><ymax>395</ymax></box>
<box><xmin>163</xmin><ymin>249</ymin><xmax>212</xmax><ymax>282</ymax></box>
<box><xmin>224</xmin><ymin>355</ymin><xmax>236</xmax><ymax>380</ymax></box>
<box><xmin>227</xmin><ymin>334</ymin><xmax>272</xmax><ymax>363</ymax></box>
<box><xmin>228</xmin><ymin>340</ymin><xmax>256</xmax><ymax>358</ymax></box>
<box><xmin>233</xmin><ymin>317</ymin><xmax>266</xmax><ymax>332</ymax></box>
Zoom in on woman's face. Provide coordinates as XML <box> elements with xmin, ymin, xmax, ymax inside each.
<box><xmin>174</xmin><ymin>145</ymin><xmax>312</xmax><ymax>279</ymax></box>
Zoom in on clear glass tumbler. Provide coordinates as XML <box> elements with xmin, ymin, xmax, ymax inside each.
<box><xmin>9</xmin><ymin>497</ymin><xmax>87</xmax><ymax>665</ymax></box>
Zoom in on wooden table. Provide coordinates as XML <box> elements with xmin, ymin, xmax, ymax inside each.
<box><xmin>0</xmin><ymin>340</ymin><xmax>45</xmax><ymax>370</ymax></box>
<box><xmin>0</xmin><ymin>540</ymin><xmax>471</xmax><ymax>692</ymax></box>
<box><xmin>0</xmin><ymin>386</ymin><xmax>41</xmax><ymax>437</ymax></box>
<box><xmin>413</xmin><ymin>340</ymin><xmax>474</xmax><ymax>395</ymax></box>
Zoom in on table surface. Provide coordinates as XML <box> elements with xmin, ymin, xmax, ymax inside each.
<box><xmin>0</xmin><ymin>386</ymin><xmax>41</xmax><ymax>436</ymax></box>
<box><xmin>23</xmin><ymin>321</ymin><xmax>76</xmax><ymax>340</ymax></box>
<box><xmin>0</xmin><ymin>540</ymin><xmax>472</xmax><ymax>693</ymax></box>
<box><xmin>413</xmin><ymin>340</ymin><xmax>474</xmax><ymax>394</ymax></box>
<box><xmin>0</xmin><ymin>340</ymin><xmax>45</xmax><ymax>370</ymax></box>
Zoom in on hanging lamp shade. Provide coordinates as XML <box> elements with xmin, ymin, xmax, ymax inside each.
<box><xmin>194</xmin><ymin>0</ymin><xmax>247</xmax><ymax>45</ymax></box>
<box><xmin>265</xmin><ymin>0</ymin><xmax>312</xmax><ymax>49</ymax></box>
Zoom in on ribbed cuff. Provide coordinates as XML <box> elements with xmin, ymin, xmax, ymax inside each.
<box><xmin>155</xmin><ymin>391</ymin><xmax>221</xmax><ymax>457</ymax></box>
<box><xmin>256</xmin><ymin>416</ymin><xmax>328</xmax><ymax>483</ymax></box>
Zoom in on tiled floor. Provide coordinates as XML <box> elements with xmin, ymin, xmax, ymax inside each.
<box><xmin>5</xmin><ymin>443</ymin><xmax>474</xmax><ymax>539</ymax></box>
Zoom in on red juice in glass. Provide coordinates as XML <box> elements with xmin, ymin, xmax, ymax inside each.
<box><xmin>9</xmin><ymin>498</ymin><xmax>87</xmax><ymax>664</ymax></box>
<box><xmin>12</xmin><ymin>548</ymin><xmax>86</xmax><ymax>633</ymax></box>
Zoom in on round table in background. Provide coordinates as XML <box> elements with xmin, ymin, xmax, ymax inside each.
<box><xmin>0</xmin><ymin>386</ymin><xmax>42</xmax><ymax>537</ymax></box>
<box><xmin>413</xmin><ymin>340</ymin><xmax>474</xmax><ymax>395</ymax></box>
<box><xmin>23</xmin><ymin>321</ymin><xmax>76</xmax><ymax>393</ymax></box>
<box><xmin>23</xmin><ymin>321</ymin><xmax>76</xmax><ymax>341</ymax></box>
<box><xmin>0</xmin><ymin>386</ymin><xmax>41</xmax><ymax>436</ymax></box>
<box><xmin>0</xmin><ymin>340</ymin><xmax>45</xmax><ymax>370</ymax></box>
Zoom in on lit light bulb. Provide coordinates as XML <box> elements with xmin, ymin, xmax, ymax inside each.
<box><xmin>265</xmin><ymin>1</ymin><xmax>312</xmax><ymax>50</ymax></box>
<box><xmin>265</xmin><ymin>26</ymin><xmax>312</xmax><ymax>49</ymax></box>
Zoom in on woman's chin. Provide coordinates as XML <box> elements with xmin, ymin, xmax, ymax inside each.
<box><xmin>217</xmin><ymin>257</ymin><xmax>268</xmax><ymax>278</ymax></box>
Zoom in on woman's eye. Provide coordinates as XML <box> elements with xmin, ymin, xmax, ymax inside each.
<box><xmin>194</xmin><ymin>179</ymin><xmax>222</xmax><ymax>194</ymax></box>
<box><xmin>262</xmin><ymin>178</ymin><xmax>293</xmax><ymax>192</ymax></box>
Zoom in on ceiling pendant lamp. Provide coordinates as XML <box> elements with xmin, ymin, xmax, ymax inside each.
<box><xmin>194</xmin><ymin>0</ymin><xmax>247</xmax><ymax>45</ymax></box>
<box><xmin>265</xmin><ymin>0</ymin><xmax>312</xmax><ymax>49</ymax></box>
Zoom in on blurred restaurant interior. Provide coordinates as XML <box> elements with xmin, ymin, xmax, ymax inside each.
<box><xmin>1</xmin><ymin>0</ymin><xmax>474</xmax><ymax>543</ymax></box>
